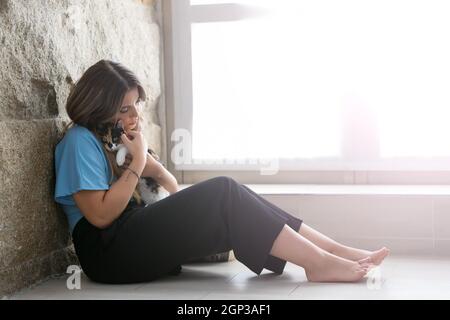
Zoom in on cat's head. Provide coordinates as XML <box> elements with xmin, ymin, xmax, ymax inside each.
<box><xmin>96</xmin><ymin>120</ymin><xmax>125</xmax><ymax>152</ymax></box>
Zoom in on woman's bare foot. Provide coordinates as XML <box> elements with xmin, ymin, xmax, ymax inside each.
<box><xmin>305</xmin><ymin>253</ymin><xmax>369</xmax><ymax>282</ymax></box>
<box><xmin>358</xmin><ymin>247</ymin><xmax>390</xmax><ymax>266</ymax></box>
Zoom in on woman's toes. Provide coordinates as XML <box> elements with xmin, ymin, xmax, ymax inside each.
<box><xmin>358</xmin><ymin>257</ymin><xmax>372</xmax><ymax>265</ymax></box>
<box><xmin>356</xmin><ymin>268</ymin><xmax>368</xmax><ymax>279</ymax></box>
<box><xmin>370</xmin><ymin>247</ymin><xmax>390</xmax><ymax>265</ymax></box>
<box><xmin>359</xmin><ymin>262</ymin><xmax>372</xmax><ymax>268</ymax></box>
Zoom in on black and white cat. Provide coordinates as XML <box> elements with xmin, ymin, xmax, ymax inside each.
<box><xmin>99</xmin><ymin>121</ymin><xmax>169</xmax><ymax>206</ymax></box>
<box><xmin>98</xmin><ymin>121</ymin><xmax>234</xmax><ymax>263</ymax></box>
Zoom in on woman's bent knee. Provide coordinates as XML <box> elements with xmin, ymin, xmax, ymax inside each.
<box><xmin>196</xmin><ymin>176</ymin><xmax>240</xmax><ymax>203</ymax></box>
<box><xmin>208</xmin><ymin>175</ymin><xmax>239</xmax><ymax>186</ymax></box>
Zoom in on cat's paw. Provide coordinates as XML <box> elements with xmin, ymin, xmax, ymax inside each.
<box><xmin>116</xmin><ymin>145</ymin><xmax>128</xmax><ymax>166</ymax></box>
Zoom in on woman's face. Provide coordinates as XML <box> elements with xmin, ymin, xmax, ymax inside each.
<box><xmin>114</xmin><ymin>87</ymin><xmax>143</xmax><ymax>133</ymax></box>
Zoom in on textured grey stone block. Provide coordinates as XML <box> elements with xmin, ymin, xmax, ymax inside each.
<box><xmin>0</xmin><ymin>0</ymin><xmax>163</xmax><ymax>296</ymax></box>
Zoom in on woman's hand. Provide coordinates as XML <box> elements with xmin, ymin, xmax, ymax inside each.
<box><xmin>143</xmin><ymin>152</ymin><xmax>162</xmax><ymax>177</ymax></box>
<box><xmin>121</xmin><ymin>151</ymin><xmax>162</xmax><ymax>179</ymax></box>
<box><xmin>121</xmin><ymin>130</ymin><xmax>148</xmax><ymax>164</ymax></box>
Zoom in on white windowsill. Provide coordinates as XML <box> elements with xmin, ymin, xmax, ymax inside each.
<box><xmin>179</xmin><ymin>184</ymin><xmax>450</xmax><ymax>195</ymax></box>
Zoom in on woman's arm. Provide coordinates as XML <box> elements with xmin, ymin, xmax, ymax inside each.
<box><xmin>154</xmin><ymin>164</ymin><xmax>180</xmax><ymax>195</ymax></box>
<box><xmin>73</xmin><ymin>130</ymin><xmax>148</xmax><ymax>229</ymax></box>
<box><xmin>142</xmin><ymin>153</ymin><xmax>179</xmax><ymax>194</ymax></box>
<box><xmin>73</xmin><ymin>156</ymin><xmax>146</xmax><ymax>229</ymax></box>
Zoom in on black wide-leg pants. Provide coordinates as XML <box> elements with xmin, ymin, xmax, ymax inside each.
<box><xmin>72</xmin><ymin>176</ymin><xmax>303</xmax><ymax>284</ymax></box>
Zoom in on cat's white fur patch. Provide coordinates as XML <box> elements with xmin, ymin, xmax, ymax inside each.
<box><xmin>114</xmin><ymin>143</ymin><xmax>169</xmax><ymax>205</ymax></box>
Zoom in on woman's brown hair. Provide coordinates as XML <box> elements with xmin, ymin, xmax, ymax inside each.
<box><xmin>65</xmin><ymin>59</ymin><xmax>146</xmax><ymax>132</ymax></box>
<box><xmin>64</xmin><ymin>60</ymin><xmax>148</xmax><ymax>197</ymax></box>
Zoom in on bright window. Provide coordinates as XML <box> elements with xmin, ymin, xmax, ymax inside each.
<box><xmin>171</xmin><ymin>0</ymin><xmax>450</xmax><ymax>170</ymax></box>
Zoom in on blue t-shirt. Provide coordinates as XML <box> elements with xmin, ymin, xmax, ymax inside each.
<box><xmin>54</xmin><ymin>125</ymin><xmax>112</xmax><ymax>235</ymax></box>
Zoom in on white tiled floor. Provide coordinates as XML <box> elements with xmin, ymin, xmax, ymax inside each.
<box><xmin>8</xmin><ymin>254</ymin><xmax>450</xmax><ymax>300</ymax></box>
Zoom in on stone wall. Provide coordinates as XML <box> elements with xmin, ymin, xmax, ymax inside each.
<box><xmin>0</xmin><ymin>0</ymin><xmax>163</xmax><ymax>297</ymax></box>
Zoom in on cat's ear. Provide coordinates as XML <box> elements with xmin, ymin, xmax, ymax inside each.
<box><xmin>96</xmin><ymin>121</ymin><xmax>115</xmax><ymax>137</ymax></box>
<box><xmin>115</xmin><ymin>119</ymin><xmax>124</xmax><ymax>129</ymax></box>
<box><xmin>95</xmin><ymin>123</ymin><xmax>107</xmax><ymax>136</ymax></box>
